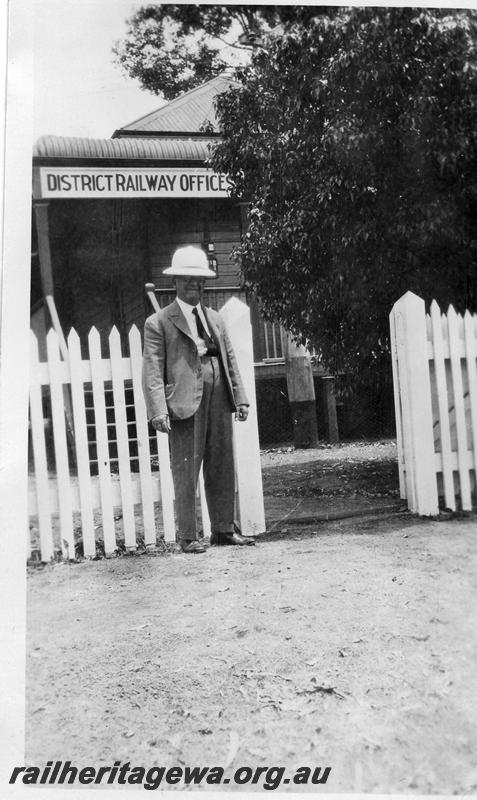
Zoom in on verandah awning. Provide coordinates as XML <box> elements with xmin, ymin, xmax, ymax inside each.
<box><xmin>32</xmin><ymin>135</ymin><xmax>230</xmax><ymax>200</ymax></box>
<box><xmin>33</xmin><ymin>135</ymin><xmax>219</xmax><ymax>165</ymax></box>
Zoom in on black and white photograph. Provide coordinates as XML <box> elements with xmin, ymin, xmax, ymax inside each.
<box><xmin>1</xmin><ymin>1</ymin><xmax>477</xmax><ymax>796</ymax></box>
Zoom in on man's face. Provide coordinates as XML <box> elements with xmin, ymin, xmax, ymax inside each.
<box><xmin>174</xmin><ymin>276</ymin><xmax>206</xmax><ymax>306</ymax></box>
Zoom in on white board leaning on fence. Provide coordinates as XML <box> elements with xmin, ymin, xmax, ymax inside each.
<box><xmin>28</xmin><ymin>298</ymin><xmax>265</xmax><ymax>562</ymax></box>
<box><xmin>220</xmin><ymin>297</ymin><xmax>266</xmax><ymax>536</ymax></box>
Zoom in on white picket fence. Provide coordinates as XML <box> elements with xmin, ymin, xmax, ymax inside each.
<box><xmin>28</xmin><ymin>298</ymin><xmax>266</xmax><ymax>561</ymax></box>
<box><xmin>390</xmin><ymin>291</ymin><xmax>477</xmax><ymax>515</ymax></box>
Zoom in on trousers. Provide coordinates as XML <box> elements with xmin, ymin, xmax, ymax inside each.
<box><xmin>169</xmin><ymin>355</ymin><xmax>235</xmax><ymax>538</ymax></box>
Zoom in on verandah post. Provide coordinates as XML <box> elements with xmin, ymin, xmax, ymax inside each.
<box><xmin>391</xmin><ymin>291</ymin><xmax>439</xmax><ymax>516</ymax></box>
<box><xmin>284</xmin><ymin>334</ymin><xmax>319</xmax><ymax>448</ymax></box>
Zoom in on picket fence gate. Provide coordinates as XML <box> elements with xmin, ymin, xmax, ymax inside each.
<box><xmin>28</xmin><ymin>298</ymin><xmax>266</xmax><ymax>561</ymax></box>
<box><xmin>390</xmin><ymin>291</ymin><xmax>477</xmax><ymax>516</ymax></box>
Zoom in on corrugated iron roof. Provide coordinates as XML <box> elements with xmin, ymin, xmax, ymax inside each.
<box><xmin>115</xmin><ymin>74</ymin><xmax>238</xmax><ymax>135</ymax></box>
<box><xmin>33</xmin><ymin>135</ymin><xmax>219</xmax><ymax>163</ymax></box>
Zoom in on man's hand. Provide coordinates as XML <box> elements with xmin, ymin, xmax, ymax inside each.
<box><xmin>151</xmin><ymin>414</ymin><xmax>171</xmax><ymax>433</ymax></box>
<box><xmin>235</xmin><ymin>405</ymin><xmax>249</xmax><ymax>422</ymax></box>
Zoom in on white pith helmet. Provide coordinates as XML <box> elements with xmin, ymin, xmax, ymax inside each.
<box><xmin>163</xmin><ymin>245</ymin><xmax>216</xmax><ymax>278</ymax></box>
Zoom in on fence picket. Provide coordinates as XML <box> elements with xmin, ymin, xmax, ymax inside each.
<box><xmin>389</xmin><ymin>307</ymin><xmax>406</xmax><ymax>499</ymax></box>
<box><xmin>156</xmin><ymin>432</ymin><xmax>176</xmax><ymax>542</ymax></box>
<box><xmin>109</xmin><ymin>327</ymin><xmax>136</xmax><ymax>549</ymax></box>
<box><xmin>68</xmin><ymin>328</ymin><xmax>96</xmax><ymax>557</ymax></box>
<box><xmin>198</xmin><ymin>468</ymin><xmax>211</xmax><ymax>537</ymax></box>
<box><xmin>429</xmin><ymin>302</ymin><xmax>455</xmax><ymax>510</ymax></box>
<box><xmin>464</xmin><ymin>311</ymin><xmax>477</xmax><ymax>480</ymax></box>
<box><xmin>447</xmin><ymin>307</ymin><xmax>472</xmax><ymax>509</ymax></box>
<box><xmin>392</xmin><ymin>294</ymin><xmax>477</xmax><ymax>515</ymax></box>
<box><xmin>46</xmin><ymin>329</ymin><xmax>75</xmax><ymax>557</ymax></box>
<box><xmin>88</xmin><ymin>327</ymin><xmax>116</xmax><ymax>555</ymax></box>
<box><xmin>29</xmin><ymin>316</ymin><xmax>266</xmax><ymax>559</ymax></box>
<box><xmin>29</xmin><ymin>331</ymin><xmax>54</xmax><ymax>562</ymax></box>
<box><xmin>129</xmin><ymin>326</ymin><xmax>157</xmax><ymax>548</ymax></box>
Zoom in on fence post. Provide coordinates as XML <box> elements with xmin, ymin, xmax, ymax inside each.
<box><xmin>390</xmin><ymin>291</ymin><xmax>439</xmax><ymax>515</ymax></box>
<box><xmin>220</xmin><ymin>298</ymin><xmax>266</xmax><ymax>535</ymax></box>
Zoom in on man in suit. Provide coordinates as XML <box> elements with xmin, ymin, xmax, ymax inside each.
<box><xmin>142</xmin><ymin>245</ymin><xmax>255</xmax><ymax>553</ymax></box>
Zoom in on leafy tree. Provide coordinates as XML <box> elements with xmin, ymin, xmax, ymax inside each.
<box><xmin>211</xmin><ymin>7</ymin><xmax>477</xmax><ymax>400</ymax></box>
<box><xmin>113</xmin><ymin>4</ymin><xmax>316</xmax><ymax>100</ymax></box>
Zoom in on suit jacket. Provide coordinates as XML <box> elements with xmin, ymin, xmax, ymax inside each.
<box><xmin>142</xmin><ymin>299</ymin><xmax>249</xmax><ymax>420</ymax></box>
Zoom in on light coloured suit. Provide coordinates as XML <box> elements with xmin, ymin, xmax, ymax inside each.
<box><xmin>142</xmin><ymin>299</ymin><xmax>249</xmax><ymax>539</ymax></box>
<box><xmin>143</xmin><ymin>300</ymin><xmax>248</xmax><ymax>420</ymax></box>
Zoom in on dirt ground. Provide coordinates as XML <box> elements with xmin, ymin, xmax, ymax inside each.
<box><xmin>25</xmin><ymin>441</ymin><xmax>477</xmax><ymax>794</ymax></box>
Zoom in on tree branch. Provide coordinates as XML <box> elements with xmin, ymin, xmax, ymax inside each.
<box><xmin>212</xmin><ymin>34</ymin><xmax>253</xmax><ymax>51</ymax></box>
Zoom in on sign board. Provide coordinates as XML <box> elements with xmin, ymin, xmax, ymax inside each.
<box><xmin>37</xmin><ymin>167</ymin><xmax>233</xmax><ymax>199</ymax></box>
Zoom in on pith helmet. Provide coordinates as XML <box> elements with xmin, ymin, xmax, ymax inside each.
<box><xmin>163</xmin><ymin>245</ymin><xmax>216</xmax><ymax>278</ymax></box>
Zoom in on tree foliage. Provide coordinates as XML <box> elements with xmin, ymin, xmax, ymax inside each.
<box><xmin>210</xmin><ymin>8</ymin><xmax>477</xmax><ymax>391</ymax></box>
<box><xmin>113</xmin><ymin>4</ymin><xmax>311</xmax><ymax>99</ymax></box>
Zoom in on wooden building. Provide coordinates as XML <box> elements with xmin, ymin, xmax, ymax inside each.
<box><xmin>31</xmin><ymin>76</ymin><xmax>337</xmax><ymax>444</ymax></box>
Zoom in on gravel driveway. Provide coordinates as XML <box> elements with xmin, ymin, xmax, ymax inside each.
<box><xmin>25</xmin><ymin>441</ymin><xmax>477</xmax><ymax>793</ymax></box>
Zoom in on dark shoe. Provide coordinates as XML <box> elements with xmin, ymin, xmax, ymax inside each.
<box><xmin>210</xmin><ymin>532</ymin><xmax>256</xmax><ymax>546</ymax></box>
<box><xmin>179</xmin><ymin>539</ymin><xmax>206</xmax><ymax>554</ymax></box>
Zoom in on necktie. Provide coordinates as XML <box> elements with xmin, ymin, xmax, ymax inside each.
<box><xmin>193</xmin><ymin>307</ymin><xmax>218</xmax><ymax>355</ymax></box>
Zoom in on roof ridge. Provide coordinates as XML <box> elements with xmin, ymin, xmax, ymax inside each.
<box><xmin>162</xmin><ymin>72</ymin><xmax>234</xmax><ymax>105</ymax></box>
<box><xmin>117</xmin><ymin>73</ymin><xmax>237</xmax><ymax>134</ymax></box>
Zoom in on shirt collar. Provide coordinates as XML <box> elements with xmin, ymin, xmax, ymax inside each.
<box><xmin>176</xmin><ymin>297</ymin><xmax>200</xmax><ymax>316</ymax></box>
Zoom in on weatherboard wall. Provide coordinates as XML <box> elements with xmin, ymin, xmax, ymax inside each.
<box><xmin>36</xmin><ymin>196</ymin><xmax>245</xmax><ymax>353</ymax></box>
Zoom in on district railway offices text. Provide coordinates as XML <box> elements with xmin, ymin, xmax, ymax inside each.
<box><xmin>40</xmin><ymin>168</ymin><xmax>233</xmax><ymax>198</ymax></box>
